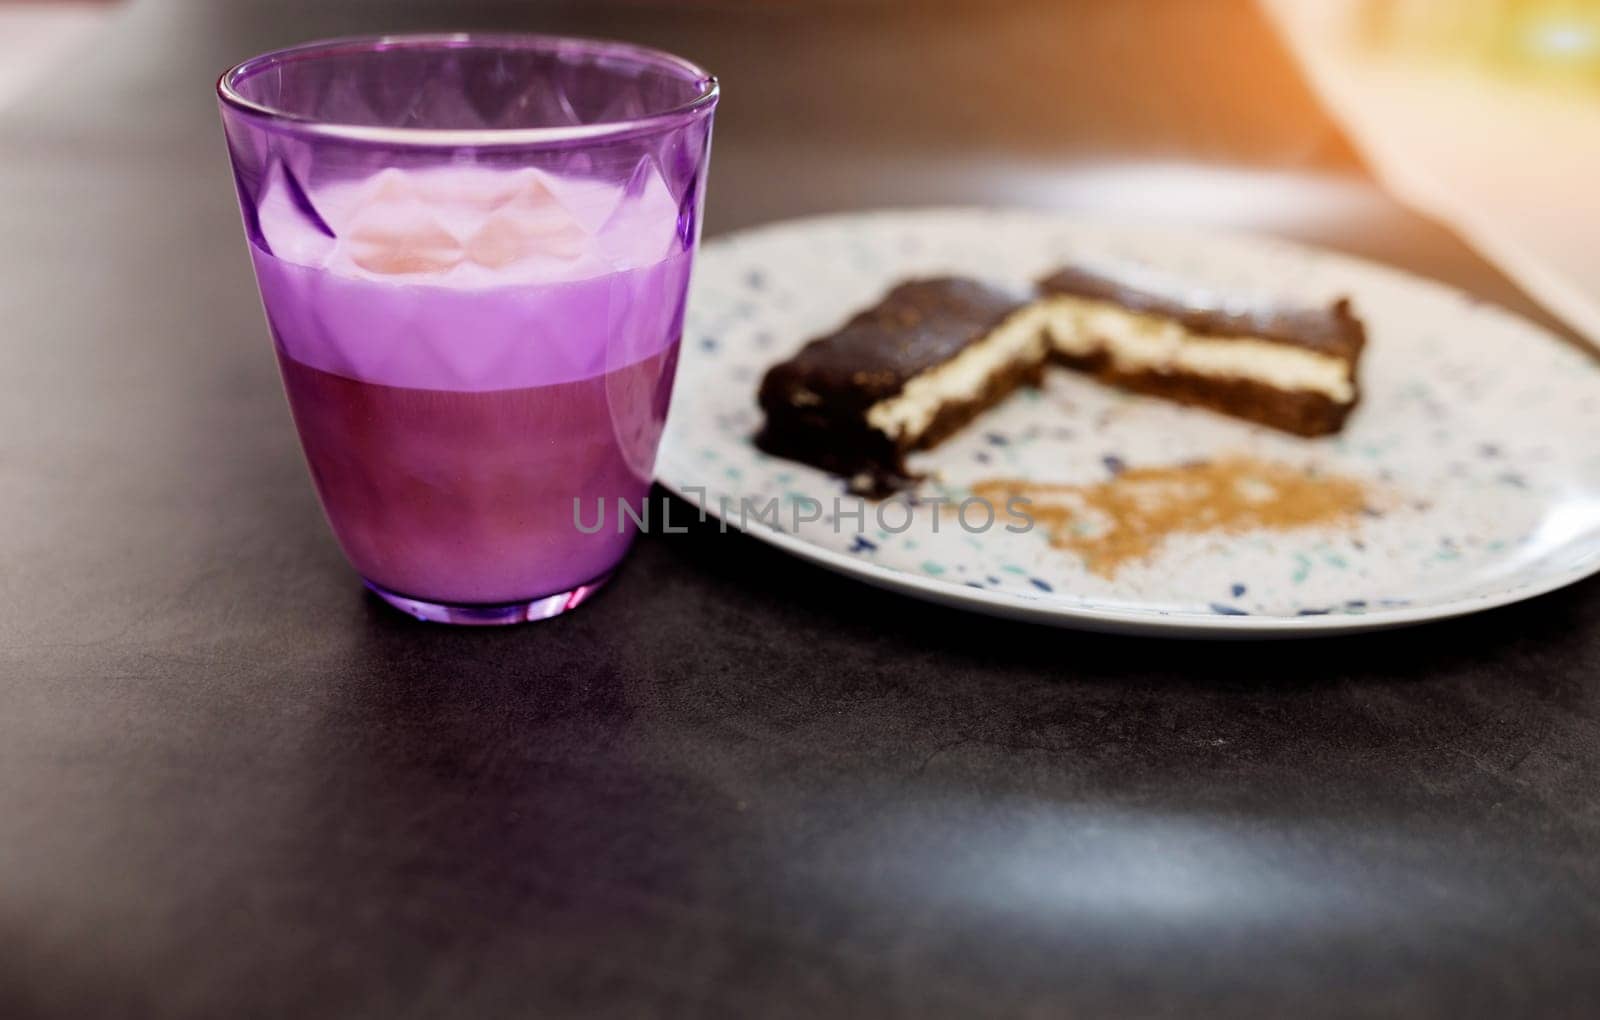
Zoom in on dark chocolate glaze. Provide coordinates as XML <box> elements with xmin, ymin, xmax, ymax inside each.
<box><xmin>759</xmin><ymin>277</ymin><xmax>1032</xmax><ymax>415</ymax></box>
<box><xmin>1037</xmin><ymin>265</ymin><xmax>1366</xmax><ymax>361</ymax></box>
<box><xmin>756</xmin><ymin>278</ymin><xmax>1033</xmax><ymax>494</ymax></box>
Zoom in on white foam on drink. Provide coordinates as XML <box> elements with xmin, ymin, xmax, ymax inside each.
<box><xmin>250</xmin><ymin>164</ymin><xmax>691</xmax><ymax>391</ymax></box>
<box><xmin>256</xmin><ymin>163</ymin><xmax>681</xmax><ymax>287</ymax></box>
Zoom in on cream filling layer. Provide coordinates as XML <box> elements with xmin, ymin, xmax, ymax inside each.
<box><xmin>865</xmin><ymin>306</ymin><xmax>1051</xmax><ymax>442</ymax></box>
<box><xmin>1038</xmin><ymin>296</ymin><xmax>1355</xmax><ymax>403</ymax></box>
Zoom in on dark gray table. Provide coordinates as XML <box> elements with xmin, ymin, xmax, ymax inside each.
<box><xmin>3</xmin><ymin>1</ymin><xmax>1598</xmax><ymax>1016</ymax></box>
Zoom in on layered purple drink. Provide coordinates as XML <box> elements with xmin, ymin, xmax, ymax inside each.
<box><xmin>255</xmin><ymin>165</ymin><xmax>688</xmax><ymax>605</ymax></box>
<box><xmin>220</xmin><ymin>36</ymin><xmax>717</xmax><ymax>623</ymax></box>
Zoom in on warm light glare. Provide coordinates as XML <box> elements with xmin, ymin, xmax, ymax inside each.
<box><xmin>1357</xmin><ymin>0</ymin><xmax>1600</xmax><ymax>91</ymax></box>
<box><xmin>1525</xmin><ymin>17</ymin><xmax>1599</xmax><ymax>61</ymax></box>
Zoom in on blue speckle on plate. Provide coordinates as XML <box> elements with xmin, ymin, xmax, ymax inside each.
<box><xmin>1209</xmin><ymin>603</ymin><xmax>1249</xmax><ymax>616</ymax></box>
<box><xmin>985</xmin><ymin>433</ymin><xmax>1009</xmax><ymax>447</ymax></box>
<box><xmin>699</xmin><ymin>336</ymin><xmax>718</xmax><ymax>352</ymax></box>
<box><xmin>1103</xmin><ymin>454</ymin><xmax>1127</xmax><ymax>476</ymax></box>
<box><xmin>1029</xmin><ymin>577</ymin><xmax>1054</xmax><ymax>592</ymax></box>
<box><xmin>1296</xmin><ymin>607</ymin><xmax>1332</xmax><ymax>616</ymax></box>
<box><xmin>1230</xmin><ymin>583</ymin><xmax>1247</xmax><ymax>597</ymax></box>
<box><xmin>848</xmin><ymin>536</ymin><xmax>878</xmax><ymax>554</ymax></box>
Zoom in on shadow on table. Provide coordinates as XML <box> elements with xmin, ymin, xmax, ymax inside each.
<box><xmin>621</xmin><ymin>491</ymin><xmax>1598</xmax><ymax>691</ymax></box>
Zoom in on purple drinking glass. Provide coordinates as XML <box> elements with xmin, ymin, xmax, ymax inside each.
<box><xmin>218</xmin><ymin>35</ymin><xmax>717</xmax><ymax>624</ymax></box>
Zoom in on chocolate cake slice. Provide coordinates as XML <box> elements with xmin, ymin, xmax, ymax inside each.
<box><xmin>756</xmin><ymin>277</ymin><xmax>1045</xmax><ymax>495</ymax></box>
<box><xmin>1034</xmin><ymin>265</ymin><xmax>1366</xmax><ymax>436</ymax></box>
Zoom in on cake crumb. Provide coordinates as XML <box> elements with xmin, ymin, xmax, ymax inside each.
<box><xmin>972</xmin><ymin>456</ymin><xmax>1372</xmax><ymax>577</ymax></box>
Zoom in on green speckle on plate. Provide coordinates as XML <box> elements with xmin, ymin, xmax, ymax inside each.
<box><xmin>1291</xmin><ymin>553</ymin><xmax>1312</xmax><ymax>583</ymax></box>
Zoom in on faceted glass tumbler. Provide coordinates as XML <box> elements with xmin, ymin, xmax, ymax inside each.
<box><xmin>218</xmin><ymin>35</ymin><xmax>717</xmax><ymax>624</ymax></box>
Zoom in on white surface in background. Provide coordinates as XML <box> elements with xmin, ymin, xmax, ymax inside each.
<box><xmin>1262</xmin><ymin>0</ymin><xmax>1600</xmax><ymax>345</ymax></box>
<box><xmin>0</xmin><ymin>4</ymin><xmax>109</xmax><ymax>110</ymax></box>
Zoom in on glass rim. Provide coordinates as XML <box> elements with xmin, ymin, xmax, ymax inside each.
<box><xmin>217</xmin><ymin>32</ymin><xmax>719</xmax><ymax>148</ymax></box>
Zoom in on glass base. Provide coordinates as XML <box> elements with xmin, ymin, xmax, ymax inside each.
<box><xmin>364</xmin><ymin>572</ymin><xmax>613</xmax><ymax>626</ymax></box>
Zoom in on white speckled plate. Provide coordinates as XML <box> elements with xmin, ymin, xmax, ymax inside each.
<box><xmin>657</xmin><ymin>209</ymin><xmax>1600</xmax><ymax>636</ymax></box>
